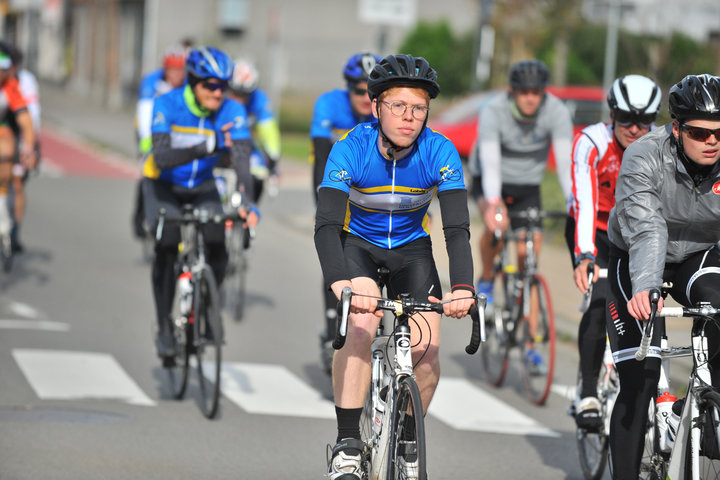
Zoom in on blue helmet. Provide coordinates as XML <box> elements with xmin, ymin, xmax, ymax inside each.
<box><xmin>343</xmin><ymin>52</ymin><xmax>381</xmax><ymax>84</ymax></box>
<box><xmin>186</xmin><ymin>46</ymin><xmax>234</xmax><ymax>82</ymax></box>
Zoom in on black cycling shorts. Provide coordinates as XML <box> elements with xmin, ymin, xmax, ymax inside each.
<box><xmin>342</xmin><ymin>233</ymin><xmax>442</xmax><ymax>302</ymax></box>
<box><xmin>501</xmin><ymin>184</ymin><xmax>541</xmax><ymax>232</ymax></box>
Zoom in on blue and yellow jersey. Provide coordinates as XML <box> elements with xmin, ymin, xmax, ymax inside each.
<box><xmin>310</xmin><ymin>89</ymin><xmax>376</xmax><ymax>143</ymax></box>
<box><xmin>320</xmin><ymin>123</ymin><xmax>465</xmax><ymax>249</ymax></box>
<box><xmin>143</xmin><ymin>85</ymin><xmax>251</xmax><ymax>188</ymax></box>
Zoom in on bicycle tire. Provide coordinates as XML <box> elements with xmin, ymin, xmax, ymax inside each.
<box><xmin>0</xmin><ymin>233</ymin><xmax>12</xmax><ymax>272</ymax></box>
<box><xmin>639</xmin><ymin>399</ymin><xmax>667</xmax><ymax>480</ymax></box>
<box><xmin>480</xmin><ymin>271</ymin><xmax>510</xmax><ymax>386</ymax></box>
<box><xmin>194</xmin><ymin>267</ymin><xmax>223</xmax><ymax>419</ymax></box>
<box><xmin>520</xmin><ymin>274</ymin><xmax>556</xmax><ymax>406</ymax></box>
<box><xmin>576</xmin><ymin>362</ymin><xmax>616</xmax><ymax>480</ymax></box>
<box><xmin>221</xmin><ymin>223</ymin><xmax>247</xmax><ymax>322</ymax></box>
<box><xmin>684</xmin><ymin>389</ymin><xmax>720</xmax><ymax>479</ymax></box>
<box><xmin>387</xmin><ymin>376</ymin><xmax>427</xmax><ymax>480</ymax></box>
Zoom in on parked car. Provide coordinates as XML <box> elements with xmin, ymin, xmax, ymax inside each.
<box><xmin>428</xmin><ymin>86</ymin><xmax>606</xmax><ymax>167</ymax></box>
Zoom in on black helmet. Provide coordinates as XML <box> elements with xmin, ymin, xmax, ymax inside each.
<box><xmin>509</xmin><ymin>59</ymin><xmax>550</xmax><ymax>89</ymax></box>
<box><xmin>668</xmin><ymin>74</ymin><xmax>720</xmax><ymax>121</ymax></box>
<box><xmin>367</xmin><ymin>54</ymin><xmax>440</xmax><ymax>100</ymax></box>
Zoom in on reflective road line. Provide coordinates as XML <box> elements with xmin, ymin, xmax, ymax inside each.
<box><xmin>12</xmin><ymin>349</ymin><xmax>156</xmax><ymax>406</ymax></box>
<box><xmin>220</xmin><ymin>362</ymin><xmax>335</xmax><ymax>419</ymax></box>
<box><xmin>428</xmin><ymin>377</ymin><xmax>559</xmax><ymax>437</ymax></box>
<box><xmin>0</xmin><ymin>320</ymin><xmax>71</xmax><ymax>331</ymax></box>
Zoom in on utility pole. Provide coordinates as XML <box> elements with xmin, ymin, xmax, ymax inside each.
<box><xmin>472</xmin><ymin>0</ymin><xmax>495</xmax><ymax>90</ymax></box>
<box><xmin>602</xmin><ymin>0</ymin><xmax>620</xmax><ymax>120</ymax></box>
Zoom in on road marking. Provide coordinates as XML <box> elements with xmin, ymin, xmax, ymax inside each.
<box><xmin>7</xmin><ymin>301</ymin><xmax>39</xmax><ymax>318</ymax></box>
<box><xmin>0</xmin><ymin>319</ymin><xmax>70</xmax><ymax>331</ymax></box>
<box><xmin>219</xmin><ymin>362</ymin><xmax>335</xmax><ymax>419</ymax></box>
<box><xmin>552</xmin><ymin>383</ymin><xmax>576</xmax><ymax>403</ymax></box>
<box><xmin>428</xmin><ymin>377</ymin><xmax>559</xmax><ymax>437</ymax></box>
<box><xmin>12</xmin><ymin>349</ymin><xmax>155</xmax><ymax>406</ymax></box>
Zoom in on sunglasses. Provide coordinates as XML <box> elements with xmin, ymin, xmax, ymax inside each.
<box><xmin>614</xmin><ymin>111</ymin><xmax>654</xmax><ymax>129</ymax></box>
<box><xmin>681</xmin><ymin>124</ymin><xmax>720</xmax><ymax>142</ymax></box>
<box><xmin>202</xmin><ymin>80</ymin><xmax>228</xmax><ymax>92</ymax></box>
<box><xmin>351</xmin><ymin>86</ymin><xmax>368</xmax><ymax>96</ymax></box>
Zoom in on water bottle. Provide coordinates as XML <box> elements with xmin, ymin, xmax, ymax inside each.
<box><xmin>177</xmin><ymin>271</ymin><xmax>193</xmax><ymax>315</ymax></box>
<box><xmin>657</xmin><ymin>391</ymin><xmax>678</xmax><ymax>452</ymax></box>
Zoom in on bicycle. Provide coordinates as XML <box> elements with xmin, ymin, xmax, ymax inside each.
<box><xmin>332</xmin><ymin>274</ymin><xmax>485</xmax><ymax>480</ymax></box>
<box><xmin>157</xmin><ymin>204</ymin><xmax>239</xmax><ymax>419</ymax></box>
<box><xmin>214</xmin><ymin>167</ymin><xmax>254</xmax><ymax>322</ymax></box>
<box><xmin>570</xmin><ymin>265</ymin><xmax>618</xmax><ymax>480</ymax></box>
<box><xmin>480</xmin><ymin>207</ymin><xmax>565</xmax><ymax>405</ymax></box>
<box><xmin>634</xmin><ymin>290</ymin><xmax>720</xmax><ymax>479</ymax></box>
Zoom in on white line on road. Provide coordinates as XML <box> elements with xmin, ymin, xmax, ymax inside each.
<box><xmin>0</xmin><ymin>319</ymin><xmax>70</xmax><ymax>331</ymax></box>
<box><xmin>12</xmin><ymin>349</ymin><xmax>156</xmax><ymax>406</ymax></box>
<box><xmin>429</xmin><ymin>377</ymin><xmax>560</xmax><ymax>437</ymax></box>
<box><xmin>219</xmin><ymin>362</ymin><xmax>335</xmax><ymax>419</ymax></box>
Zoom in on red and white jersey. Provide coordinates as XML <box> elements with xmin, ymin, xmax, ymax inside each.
<box><xmin>569</xmin><ymin>122</ymin><xmax>623</xmax><ymax>258</ymax></box>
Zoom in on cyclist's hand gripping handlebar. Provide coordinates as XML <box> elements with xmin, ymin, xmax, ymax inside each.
<box><xmin>635</xmin><ymin>289</ymin><xmax>661</xmax><ymax>361</ymax></box>
<box><xmin>332</xmin><ymin>287</ymin><xmax>352</xmax><ymax>350</ymax></box>
<box><xmin>579</xmin><ymin>262</ymin><xmax>595</xmax><ymax>313</ymax></box>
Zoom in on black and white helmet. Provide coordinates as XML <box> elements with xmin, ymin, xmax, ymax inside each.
<box><xmin>607</xmin><ymin>75</ymin><xmax>661</xmax><ymax>119</ymax></box>
<box><xmin>668</xmin><ymin>74</ymin><xmax>720</xmax><ymax>121</ymax></box>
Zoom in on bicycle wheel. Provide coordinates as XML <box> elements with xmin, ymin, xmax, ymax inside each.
<box><xmin>0</xmin><ymin>232</ymin><xmax>12</xmax><ymax>272</ymax></box>
<box><xmin>165</xmin><ymin>275</ymin><xmax>191</xmax><ymax>399</ymax></box>
<box><xmin>221</xmin><ymin>223</ymin><xmax>247</xmax><ymax>322</ymax></box>
<box><xmin>480</xmin><ymin>271</ymin><xmax>511</xmax><ymax>386</ymax></box>
<box><xmin>387</xmin><ymin>376</ymin><xmax>427</xmax><ymax>480</ymax></box>
<box><xmin>576</xmin><ymin>363</ymin><xmax>615</xmax><ymax>480</ymax></box>
<box><xmin>194</xmin><ymin>268</ymin><xmax>223</xmax><ymax>419</ymax></box>
<box><xmin>639</xmin><ymin>399</ymin><xmax>667</xmax><ymax>480</ymax></box>
<box><xmin>520</xmin><ymin>274</ymin><xmax>556</xmax><ymax>406</ymax></box>
<box><xmin>684</xmin><ymin>390</ymin><xmax>720</xmax><ymax>479</ymax></box>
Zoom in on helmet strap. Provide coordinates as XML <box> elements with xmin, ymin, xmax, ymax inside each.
<box><xmin>375</xmin><ymin>109</ymin><xmax>429</xmax><ymax>161</ymax></box>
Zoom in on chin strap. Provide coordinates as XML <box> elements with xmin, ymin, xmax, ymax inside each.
<box><xmin>376</xmin><ymin>115</ymin><xmax>430</xmax><ymax>161</ymax></box>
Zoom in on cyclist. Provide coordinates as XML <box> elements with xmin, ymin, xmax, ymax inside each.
<box><xmin>605</xmin><ymin>73</ymin><xmax>720</xmax><ymax>479</ymax></box>
<box><xmin>132</xmin><ymin>45</ymin><xmax>187</xmax><ymax>241</ymax></box>
<box><xmin>315</xmin><ymin>54</ymin><xmax>476</xmax><ymax>480</ymax></box>
<box><xmin>227</xmin><ymin>58</ymin><xmax>281</xmax><ymax>204</ymax></box>
<box><xmin>0</xmin><ymin>45</ymin><xmax>35</xmax><ymax>247</ymax></box>
<box><xmin>310</xmin><ymin>52</ymin><xmax>381</xmax><ymax>374</ymax></box>
<box><xmin>474</xmin><ymin>58</ymin><xmax>573</xmax><ymax>372</ymax></box>
<box><xmin>142</xmin><ymin>46</ymin><xmax>256</xmax><ymax>364</ymax></box>
<box><xmin>567</xmin><ymin>75</ymin><xmax>661</xmax><ymax>430</ymax></box>
<box><xmin>5</xmin><ymin>44</ymin><xmax>41</xmax><ymax>253</ymax></box>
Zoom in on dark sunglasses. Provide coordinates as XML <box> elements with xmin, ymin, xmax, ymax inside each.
<box><xmin>351</xmin><ymin>86</ymin><xmax>368</xmax><ymax>96</ymax></box>
<box><xmin>681</xmin><ymin>124</ymin><xmax>720</xmax><ymax>142</ymax></box>
<box><xmin>614</xmin><ymin>111</ymin><xmax>655</xmax><ymax>129</ymax></box>
<box><xmin>202</xmin><ymin>80</ymin><xmax>228</xmax><ymax>92</ymax></box>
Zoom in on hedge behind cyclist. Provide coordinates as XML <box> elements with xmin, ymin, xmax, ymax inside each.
<box><xmin>315</xmin><ymin>54</ymin><xmax>475</xmax><ymax>480</ymax></box>
<box><xmin>474</xmin><ymin>58</ymin><xmax>573</xmax><ymax>372</ymax></box>
<box><xmin>142</xmin><ymin>46</ymin><xmax>256</xmax><ymax>365</ymax></box>
<box><xmin>566</xmin><ymin>75</ymin><xmax>661</xmax><ymax>430</ymax></box>
<box><xmin>605</xmin><ymin>73</ymin><xmax>720</xmax><ymax>479</ymax></box>
<box><xmin>310</xmin><ymin>52</ymin><xmax>381</xmax><ymax>374</ymax></box>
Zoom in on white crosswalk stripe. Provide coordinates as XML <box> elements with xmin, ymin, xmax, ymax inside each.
<box><xmin>12</xmin><ymin>349</ymin><xmax>156</xmax><ymax>406</ymax></box>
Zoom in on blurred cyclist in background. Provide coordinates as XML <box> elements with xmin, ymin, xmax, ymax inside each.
<box><xmin>310</xmin><ymin>52</ymin><xmax>381</xmax><ymax>374</ymax></box>
<box><xmin>227</xmin><ymin>58</ymin><xmax>281</xmax><ymax>204</ymax></box>
<box><xmin>132</xmin><ymin>44</ymin><xmax>187</xmax><ymax>242</ymax></box>
<box><xmin>567</xmin><ymin>75</ymin><xmax>661</xmax><ymax>430</ymax></box>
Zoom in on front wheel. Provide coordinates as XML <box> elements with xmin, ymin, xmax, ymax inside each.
<box><xmin>480</xmin><ymin>271</ymin><xmax>510</xmax><ymax>386</ymax></box>
<box><xmin>387</xmin><ymin>376</ymin><xmax>427</xmax><ymax>480</ymax></box>
<box><xmin>576</xmin><ymin>362</ymin><xmax>615</xmax><ymax>480</ymax></box>
<box><xmin>194</xmin><ymin>268</ymin><xmax>223</xmax><ymax>419</ymax></box>
<box><xmin>520</xmin><ymin>274</ymin><xmax>556</xmax><ymax>406</ymax></box>
<box><xmin>684</xmin><ymin>390</ymin><xmax>720</xmax><ymax>479</ymax></box>
<box><xmin>221</xmin><ymin>223</ymin><xmax>248</xmax><ymax>322</ymax></box>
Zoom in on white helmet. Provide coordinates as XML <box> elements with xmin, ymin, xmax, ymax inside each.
<box><xmin>229</xmin><ymin>59</ymin><xmax>259</xmax><ymax>95</ymax></box>
<box><xmin>607</xmin><ymin>74</ymin><xmax>661</xmax><ymax>119</ymax></box>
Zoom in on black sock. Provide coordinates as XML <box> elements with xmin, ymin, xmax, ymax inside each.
<box><xmin>336</xmin><ymin>406</ymin><xmax>363</xmax><ymax>443</ymax></box>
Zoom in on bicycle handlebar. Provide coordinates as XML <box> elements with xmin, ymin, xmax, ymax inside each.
<box><xmin>635</xmin><ymin>289</ymin><xmax>662</xmax><ymax>361</ymax></box>
<box><xmin>332</xmin><ymin>287</ymin><xmax>486</xmax><ymax>355</ymax></box>
<box><xmin>156</xmin><ymin>207</ymin><xmax>242</xmax><ymax>241</ymax></box>
<box><xmin>579</xmin><ymin>264</ymin><xmax>608</xmax><ymax>313</ymax></box>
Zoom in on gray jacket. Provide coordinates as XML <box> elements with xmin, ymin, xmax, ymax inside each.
<box><xmin>608</xmin><ymin>123</ymin><xmax>720</xmax><ymax>295</ymax></box>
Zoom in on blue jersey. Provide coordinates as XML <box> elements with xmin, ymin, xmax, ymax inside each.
<box><xmin>245</xmin><ymin>88</ymin><xmax>275</xmax><ymax>127</ymax></box>
<box><xmin>310</xmin><ymin>89</ymin><xmax>376</xmax><ymax>142</ymax></box>
<box><xmin>143</xmin><ymin>86</ymin><xmax>251</xmax><ymax>187</ymax></box>
<box><xmin>321</xmin><ymin>123</ymin><xmax>466</xmax><ymax>249</ymax></box>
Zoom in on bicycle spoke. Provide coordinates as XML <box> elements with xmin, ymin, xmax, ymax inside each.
<box><xmin>388</xmin><ymin>377</ymin><xmax>426</xmax><ymax>480</ymax></box>
<box><xmin>521</xmin><ymin>274</ymin><xmax>556</xmax><ymax>406</ymax></box>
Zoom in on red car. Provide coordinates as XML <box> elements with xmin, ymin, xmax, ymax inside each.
<box><xmin>429</xmin><ymin>86</ymin><xmax>606</xmax><ymax>167</ymax></box>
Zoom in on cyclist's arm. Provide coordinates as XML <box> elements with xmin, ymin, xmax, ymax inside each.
<box><xmin>478</xmin><ymin>104</ymin><xmax>502</xmax><ymax>203</ymax></box>
<box><xmin>314</xmin><ymin>186</ymin><xmax>349</xmax><ymax>290</ymax></box>
<box><xmin>571</xmin><ymin>131</ymin><xmax>601</xmax><ymax>259</ymax></box>
<box><xmin>550</xmin><ymin>106</ymin><xmax>574</xmax><ymax>202</ymax></box>
<box><xmin>255</xmin><ymin>118</ymin><xmax>281</xmax><ymax>170</ymax></box>
<box><xmin>136</xmin><ymin>98</ymin><xmax>154</xmax><ymax>154</ymax></box>
<box><xmin>14</xmin><ymin>109</ymin><xmax>36</xmax><ymax>168</ymax></box>
<box><xmin>437</xmin><ymin>188</ymin><xmax>474</xmax><ymax>293</ymax></box>
<box><xmin>151</xmin><ymin>132</ymin><xmax>211</xmax><ymax>169</ymax></box>
<box><xmin>228</xmin><ymin>138</ymin><xmax>255</xmax><ymax>205</ymax></box>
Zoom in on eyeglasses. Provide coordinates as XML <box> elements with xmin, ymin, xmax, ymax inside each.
<box><xmin>681</xmin><ymin>124</ymin><xmax>720</xmax><ymax>142</ymax></box>
<box><xmin>201</xmin><ymin>80</ymin><xmax>228</xmax><ymax>92</ymax></box>
<box><xmin>381</xmin><ymin>101</ymin><xmax>429</xmax><ymax>120</ymax></box>
<box><xmin>614</xmin><ymin>111</ymin><xmax>654</xmax><ymax>129</ymax></box>
<box><xmin>351</xmin><ymin>86</ymin><xmax>368</xmax><ymax>96</ymax></box>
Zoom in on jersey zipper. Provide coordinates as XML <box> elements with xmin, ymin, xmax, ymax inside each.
<box><xmin>388</xmin><ymin>159</ymin><xmax>396</xmax><ymax>248</ymax></box>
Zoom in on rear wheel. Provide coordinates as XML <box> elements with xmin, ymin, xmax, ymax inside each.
<box><xmin>481</xmin><ymin>271</ymin><xmax>511</xmax><ymax>386</ymax></box>
<box><xmin>166</xmin><ymin>276</ymin><xmax>190</xmax><ymax>399</ymax></box>
<box><xmin>520</xmin><ymin>274</ymin><xmax>556</xmax><ymax>406</ymax></box>
<box><xmin>576</xmin><ymin>362</ymin><xmax>615</xmax><ymax>480</ymax></box>
<box><xmin>387</xmin><ymin>376</ymin><xmax>427</xmax><ymax>480</ymax></box>
<box><xmin>221</xmin><ymin>223</ymin><xmax>248</xmax><ymax>321</ymax></box>
<box><xmin>194</xmin><ymin>269</ymin><xmax>223</xmax><ymax>419</ymax></box>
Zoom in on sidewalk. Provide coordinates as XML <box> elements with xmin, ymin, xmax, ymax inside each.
<box><xmin>38</xmin><ymin>81</ymin><xmax>691</xmax><ymax>365</ymax></box>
